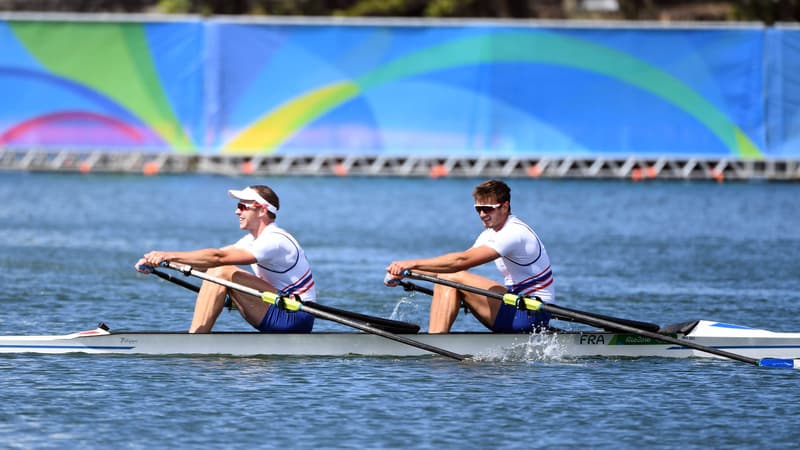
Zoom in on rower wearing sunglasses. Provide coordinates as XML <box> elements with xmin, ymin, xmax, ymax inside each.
<box><xmin>385</xmin><ymin>179</ymin><xmax>554</xmax><ymax>333</ymax></box>
<box><xmin>135</xmin><ymin>185</ymin><xmax>316</xmax><ymax>333</ymax></box>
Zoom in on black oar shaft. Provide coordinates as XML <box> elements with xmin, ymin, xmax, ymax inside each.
<box><xmin>399</xmin><ymin>281</ymin><xmax>433</xmax><ymax>296</ymax></box>
<box><xmin>165</xmin><ymin>263</ymin><xmax>465</xmax><ymax>361</ymax></box>
<box><xmin>298</xmin><ymin>302</ymin><xmax>464</xmax><ymax>360</ymax></box>
<box><xmin>405</xmin><ymin>271</ymin><xmax>760</xmax><ymax>366</ymax></box>
<box><xmin>152</xmin><ymin>268</ymin><xmax>200</xmax><ymax>293</ymax></box>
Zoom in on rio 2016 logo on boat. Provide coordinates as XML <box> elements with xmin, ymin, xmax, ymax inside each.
<box><xmin>608</xmin><ymin>334</ymin><xmax>676</xmax><ymax>345</ymax></box>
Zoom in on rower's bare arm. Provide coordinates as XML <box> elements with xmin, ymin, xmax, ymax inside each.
<box><xmin>388</xmin><ymin>246</ymin><xmax>499</xmax><ymax>275</ymax></box>
<box><xmin>142</xmin><ymin>247</ymin><xmax>256</xmax><ymax>269</ymax></box>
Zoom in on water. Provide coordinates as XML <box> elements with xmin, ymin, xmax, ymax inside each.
<box><xmin>1</xmin><ymin>172</ymin><xmax>799</xmax><ymax>449</ymax></box>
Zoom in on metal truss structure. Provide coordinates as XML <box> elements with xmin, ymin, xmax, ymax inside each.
<box><xmin>1</xmin><ymin>150</ymin><xmax>798</xmax><ymax>181</ymax></box>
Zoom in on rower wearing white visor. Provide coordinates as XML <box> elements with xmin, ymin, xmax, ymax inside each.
<box><xmin>135</xmin><ymin>185</ymin><xmax>317</xmax><ymax>333</ymax></box>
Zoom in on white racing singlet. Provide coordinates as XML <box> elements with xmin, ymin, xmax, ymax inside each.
<box><xmin>234</xmin><ymin>223</ymin><xmax>316</xmax><ymax>301</ymax></box>
<box><xmin>473</xmin><ymin>215</ymin><xmax>555</xmax><ymax>302</ymax></box>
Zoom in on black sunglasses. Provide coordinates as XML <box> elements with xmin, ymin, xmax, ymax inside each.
<box><xmin>474</xmin><ymin>203</ymin><xmax>502</xmax><ymax>214</ymax></box>
<box><xmin>237</xmin><ymin>202</ymin><xmax>261</xmax><ymax>212</ymax></box>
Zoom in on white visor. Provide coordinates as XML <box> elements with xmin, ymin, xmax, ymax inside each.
<box><xmin>228</xmin><ymin>187</ymin><xmax>278</xmax><ymax>214</ymax></box>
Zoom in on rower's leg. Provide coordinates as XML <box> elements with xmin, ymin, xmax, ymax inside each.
<box><xmin>428</xmin><ymin>283</ymin><xmax>462</xmax><ymax>333</ymax></box>
<box><xmin>429</xmin><ymin>271</ymin><xmax>505</xmax><ymax>332</ymax></box>
<box><xmin>189</xmin><ymin>266</ymin><xmax>232</xmax><ymax>333</ymax></box>
<box><xmin>227</xmin><ymin>270</ymin><xmax>275</xmax><ymax>329</ymax></box>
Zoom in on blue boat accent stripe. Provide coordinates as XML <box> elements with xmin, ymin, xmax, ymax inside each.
<box><xmin>709</xmin><ymin>322</ymin><xmax>753</xmax><ymax>329</ymax></box>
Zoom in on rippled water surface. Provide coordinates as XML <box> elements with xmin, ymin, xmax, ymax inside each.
<box><xmin>1</xmin><ymin>173</ymin><xmax>799</xmax><ymax>449</ymax></box>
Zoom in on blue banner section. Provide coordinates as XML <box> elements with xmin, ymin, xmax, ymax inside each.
<box><xmin>766</xmin><ymin>26</ymin><xmax>800</xmax><ymax>157</ymax></box>
<box><xmin>0</xmin><ymin>17</ymin><xmax>797</xmax><ymax>158</ymax></box>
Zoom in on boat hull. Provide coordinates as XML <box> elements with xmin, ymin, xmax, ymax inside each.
<box><xmin>2</xmin><ymin>321</ymin><xmax>800</xmax><ymax>359</ymax></box>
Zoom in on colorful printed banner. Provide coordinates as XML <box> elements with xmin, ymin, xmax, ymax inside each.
<box><xmin>0</xmin><ymin>17</ymin><xmax>796</xmax><ymax>158</ymax></box>
<box><xmin>0</xmin><ymin>19</ymin><xmax>203</xmax><ymax>152</ymax></box>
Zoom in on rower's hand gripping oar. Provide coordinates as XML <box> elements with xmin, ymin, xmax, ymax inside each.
<box><xmin>402</xmin><ymin>270</ymin><xmax>800</xmax><ymax>369</ymax></box>
<box><xmin>384</xmin><ymin>274</ymin><xmax>435</xmax><ymax>296</ymax></box>
<box><xmin>158</xmin><ymin>262</ymin><xmax>465</xmax><ymax>361</ymax></box>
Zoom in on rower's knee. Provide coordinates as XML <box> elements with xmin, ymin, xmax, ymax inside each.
<box><xmin>437</xmin><ymin>271</ymin><xmax>467</xmax><ymax>283</ymax></box>
<box><xmin>189</xmin><ymin>323</ymin><xmax>213</xmax><ymax>334</ymax></box>
<box><xmin>207</xmin><ymin>265</ymin><xmax>238</xmax><ymax>279</ymax></box>
<box><xmin>432</xmin><ymin>284</ymin><xmax>461</xmax><ymax>307</ymax></box>
<box><xmin>433</xmin><ymin>283</ymin><xmax>454</xmax><ymax>295</ymax></box>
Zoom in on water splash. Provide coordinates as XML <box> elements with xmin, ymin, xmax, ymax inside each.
<box><xmin>472</xmin><ymin>331</ymin><xmax>575</xmax><ymax>363</ymax></box>
<box><xmin>388</xmin><ymin>295</ymin><xmax>425</xmax><ymax>325</ymax></box>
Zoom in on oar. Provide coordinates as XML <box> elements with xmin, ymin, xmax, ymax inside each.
<box><xmin>159</xmin><ymin>262</ymin><xmax>465</xmax><ymax>361</ymax></box>
<box><xmin>399</xmin><ymin>280</ymin><xmax>433</xmax><ymax>296</ymax></box>
<box><xmin>403</xmin><ymin>270</ymin><xmax>799</xmax><ymax>369</ymax></box>
<box><xmin>396</xmin><ymin>278</ymin><xmax>661</xmax><ymax>333</ymax></box>
<box><xmin>151</xmin><ymin>267</ymin><xmax>203</xmax><ymax>293</ymax></box>
<box><xmin>148</xmin><ymin>268</ymin><xmax>420</xmax><ymax>334</ymax></box>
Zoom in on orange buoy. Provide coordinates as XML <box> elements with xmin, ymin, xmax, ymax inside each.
<box><xmin>142</xmin><ymin>161</ymin><xmax>160</xmax><ymax>176</ymax></box>
<box><xmin>429</xmin><ymin>164</ymin><xmax>448</xmax><ymax>179</ymax></box>
<box><xmin>333</xmin><ymin>163</ymin><xmax>348</xmax><ymax>176</ymax></box>
<box><xmin>527</xmin><ymin>164</ymin><xmax>543</xmax><ymax>178</ymax></box>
